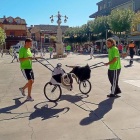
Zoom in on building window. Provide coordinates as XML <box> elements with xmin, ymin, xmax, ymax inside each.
<box><xmin>99</xmin><ymin>5</ymin><xmax>101</xmax><ymax>10</ymax></box>
<box><xmin>31</xmin><ymin>33</ymin><xmax>35</xmax><ymax>40</ymax></box>
<box><xmin>16</xmin><ymin>19</ymin><xmax>20</xmax><ymax>24</ymax></box>
<box><xmin>9</xmin><ymin>18</ymin><xmax>13</xmax><ymax>23</ymax></box>
<box><xmin>44</xmin><ymin>35</ymin><xmax>50</xmax><ymax>43</ymax></box>
<box><xmin>107</xmin><ymin>1</ymin><xmax>111</xmax><ymax>7</ymax></box>
<box><xmin>100</xmin><ymin>5</ymin><xmax>103</xmax><ymax>10</ymax></box>
<box><xmin>104</xmin><ymin>4</ymin><xmax>106</xmax><ymax>9</ymax></box>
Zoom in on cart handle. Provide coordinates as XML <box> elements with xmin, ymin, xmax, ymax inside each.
<box><xmin>90</xmin><ymin>65</ymin><xmax>105</xmax><ymax>69</ymax></box>
<box><xmin>89</xmin><ymin>62</ymin><xmax>104</xmax><ymax>67</ymax></box>
<box><xmin>35</xmin><ymin>57</ymin><xmax>53</xmax><ymax>72</ymax></box>
<box><xmin>90</xmin><ymin>62</ymin><xmax>105</xmax><ymax>69</ymax></box>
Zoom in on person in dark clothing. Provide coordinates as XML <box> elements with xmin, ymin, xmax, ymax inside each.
<box><xmin>127</xmin><ymin>40</ymin><xmax>136</xmax><ymax>65</ymax></box>
<box><xmin>104</xmin><ymin>38</ymin><xmax>121</xmax><ymax>98</ymax></box>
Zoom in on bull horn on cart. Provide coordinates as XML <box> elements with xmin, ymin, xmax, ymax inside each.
<box><xmin>71</xmin><ymin>73</ymin><xmax>78</xmax><ymax>84</ymax></box>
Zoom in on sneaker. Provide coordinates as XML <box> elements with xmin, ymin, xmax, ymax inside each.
<box><xmin>115</xmin><ymin>91</ymin><xmax>122</xmax><ymax>95</ymax></box>
<box><xmin>107</xmin><ymin>94</ymin><xmax>116</xmax><ymax>98</ymax></box>
<box><xmin>19</xmin><ymin>88</ymin><xmax>25</xmax><ymax>96</ymax></box>
<box><xmin>26</xmin><ymin>96</ymin><xmax>34</xmax><ymax>101</ymax></box>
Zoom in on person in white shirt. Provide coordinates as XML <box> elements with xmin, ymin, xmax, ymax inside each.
<box><xmin>88</xmin><ymin>45</ymin><xmax>90</xmax><ymax>52</ymax></box>
<box><xmin>80</xmin><ymin>47</ymin><xmax>83</xmax><ymax>54</ymax></box>
<box><xmin>90</xmin><ymin>45</ymin><xmax>95</xmax><ymax>59</ymax></box>
<box><xmin>11</xmin><ymin>49</ymin><xmax>18</xmax><ymax>63</ymax></box>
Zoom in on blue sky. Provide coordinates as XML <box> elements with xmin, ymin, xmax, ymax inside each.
<box><xmin>0</xmin><ymin>0</ymin><xmax>99</xmax><ymax>27</ymax></box>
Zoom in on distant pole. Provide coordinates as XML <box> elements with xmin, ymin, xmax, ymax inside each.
<box><xmin>40</xmin><ymin>36</ymin><xmax>43</xmax><ymax>57</ymax></box>
<box><xmin>50</xmin><ymin>11</ymin><xmax>68</xmax><ymax>56</ymax></box>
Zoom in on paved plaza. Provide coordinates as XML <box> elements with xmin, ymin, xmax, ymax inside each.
<box><xmin>1</xmin><ymin>53</ymin><xmax>140</xmax><ymax>140</ymax></box>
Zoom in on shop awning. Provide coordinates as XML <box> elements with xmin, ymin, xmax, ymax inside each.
<box><xmin>127</xmin><ymin>35</ymin><xmax>140</xmax><ymax>41</ymax></box>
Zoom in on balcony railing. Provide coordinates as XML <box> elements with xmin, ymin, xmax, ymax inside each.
<box><xmin>6</xmin><ymin>35</ymin><xmax>27</xmax><ymax>41</ymax></box>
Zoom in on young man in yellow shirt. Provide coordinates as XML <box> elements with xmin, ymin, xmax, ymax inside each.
<box><xmin>19</xmin><ymin>38</ymin><xmax>34</xmax><ymax>101</ymax></box>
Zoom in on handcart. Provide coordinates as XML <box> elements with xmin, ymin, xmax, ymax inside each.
<box><xmin>35</xmin><ymin>58</ymin><xmax>104</xmax><ymax>102</ymax></box>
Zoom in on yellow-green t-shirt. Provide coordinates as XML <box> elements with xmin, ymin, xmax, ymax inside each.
<box><xmin>67</xmin><ymin>45</ymin><xmax>71</xmax><ymax>50</ymax></box>
<box><xmin>19</xmin><ymin>47</ymin><xmax>32</xmax><ymax>69</ymax></box>
<box><xmin>108</xmin><ymin>46</ymin><xmax>121</xmax><ymax>70</ymax></box>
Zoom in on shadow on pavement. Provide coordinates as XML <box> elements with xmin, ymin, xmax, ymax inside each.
<box><xmin>124</xmin><ymin>58</ymin><xmax>140</xmax><ymax>63</ymax></box>
<box><xmin>0</xmin><ymin>97</ymin><xmax>26</xmax><ymax>114</ymax></box>
<box><xmin>60</xmin><ymin>94</ymin><xmax>98</xmax><ymax>112</ymax></box>
<box><xmin>124</xmin><ymin>64</ymin><xmax>132</xmax><ymax>68</ymax></box>
<box><xmin>80</xmin><ymin>97</ymin><xmax>120</xmax><ymax>126</ymax></box>
<box><xmin>94</xmin><ymin>54</ymin><xmax>108</xmax><ymax>58</ymax></box>
<box><xmin>29</xmin><ymin>101</ymin><xmax>69</xmax><ymax>121</ymax></box>
<box><xmin>0</xmin><ymin>97</ymin><xmax>27</xmax><ymax>121</ymax></box>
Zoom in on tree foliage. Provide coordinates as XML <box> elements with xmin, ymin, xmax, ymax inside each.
<box><xmin>64</xmin><ymin>9</ymin><xmax>134</xmax><ymax>43</ymax></box>
<box><xmin>134</xmin><ymin>11</ymin><xmax>140</xmax><ymax>23</ymax></box>
<box><xmin>0</xmin><ymin>27</ymin><xmax>6</xmax><ymax>45</ymax></box>
<box><xmin>108</xmin><ymin>9</ymin><xmax>134</xmax><ymax>34</ymax></box>
<box><xmin>50</xmin><ymin>36</ymin><xmax>57</xmax><ymax>42</ymax></box>
<box><xmin>64</xmin><ymin>25</ymin><xmax>89</xmax><ymax>43</ymax></box>
<box><xmin>88</xmin><ymin>16</ymin><xmax>112</xmax><ymax>40</ymax></box>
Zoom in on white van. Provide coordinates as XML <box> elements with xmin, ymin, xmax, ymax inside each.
<box><xmin>12</xmin><ymin>46</ymin><xmax>20</xmax><ymax>53</ymax></box>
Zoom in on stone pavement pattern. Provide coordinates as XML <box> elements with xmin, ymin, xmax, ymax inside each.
<box><xmin>0</xmin><ymin>53</ymin><xmax>140</xmax><ymax>140</ymax></box>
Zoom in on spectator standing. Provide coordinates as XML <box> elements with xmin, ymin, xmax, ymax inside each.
<box><xmin>80</xmin><ymin>46</ymin><xmax>83</xmax><ymax>54</ymax></box>
<box><xmin>49</xmin><ymin>45</ymin><xmax>53</xmax><ymax>58</ymax></box>
<box><xmin>127</xmin><ymin>40</ymin><xmax>136</xmax><ymax>65</ymax></box>
<box><xmin>122</xmin><ymin>43</ymin><xmax>128</xmax><ymax>59</ymax></box>
<box><xmin>33</xmin><ymin>47</ymin><xmax>36</xmax><ymax>57</ymax></box>
<box><xmin>67</xmin><ymin>45</ymin><xmax>71</xmax><ymax>54</ymax></box>
<box><xmin>119</xmin><ymin>43</ymin><xmax>123</xmax><ymax>56</ymax></box>
<box><xmin>97</xmin><ymin>46</ymin><xmax>100</xmax><ymax>53</ymax></box>
<box><xmin>11</xmin><ymin>49</ymin><xmax>18</xmax><ymax>63</ymax></box>
<box><xmin>90</xmin><ymin>45</ymin><xmax>95</xmax><ymax>59</ymax></box>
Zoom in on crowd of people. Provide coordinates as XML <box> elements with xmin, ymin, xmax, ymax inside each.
<box><xmin>0</xmin><ymin>37</ymin><xmax>138</xmax><ymax>100</ymax></box>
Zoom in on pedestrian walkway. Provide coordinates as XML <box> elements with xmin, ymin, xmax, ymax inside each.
<box><xmin>0</xmin><ymin>54</ymin><xmax>140</xmax><ymax>140</ymax></box>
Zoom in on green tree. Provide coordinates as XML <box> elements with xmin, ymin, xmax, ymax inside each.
<box><xmin>89</xmin><ymin>16</ymin><xmax>112</xmax><ymax>51</ymax></box>
<box><xmin>134</xmin><ymin>11</ymin><xmax>140</xmax><ymax>23</ymax></box>
<box><xmin>50</xmin><ymin>36</ymin><xmax>57</xmax><ymax>43</ymax></box>
<box><xmin>108</xmin><ymin>9</ymin><xmax>134</xmax><ymax>42</ymax></box>
<box><xmin>89</xmin><ymin>16</ymin><xmax>111</xmax><ymax>39</ymax></box>
<box><xmin>0</xmin><ymin>27</ymin><xmax>6</xmax><ymax>45</ymax></box>
<box><xmin>64</xmin><ymin>25</ymin><xmax>88</xmax><ymax>44</ymax></box>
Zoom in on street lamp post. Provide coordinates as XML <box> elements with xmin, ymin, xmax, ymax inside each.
<box><xmin>50</xmin><ymin>11</ymin><xmax>68</xmax><ymax>56</ymax></box>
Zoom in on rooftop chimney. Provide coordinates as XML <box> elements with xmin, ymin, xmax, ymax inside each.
<box><xmin>3</xmin><ymin>15</ymin><xmax>6</xmax><ymax>19</ymax></box>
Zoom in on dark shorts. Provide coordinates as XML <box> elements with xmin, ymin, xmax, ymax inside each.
<box><xmin>14</xmin><ymin>55</ymin><xmax>17</xmax><ymax>59</ymax></box>
<box><xmin>21</xmin><ymin>69</ymin><xmax>34</xmax><ymax>80</ymax></box>
<box><xmin>119</xmin><ymin>50</ymin><xmax>122</xmax><ymax>53</ymax></box>
<box><xmin>130</xmin><ymin>51</ymin><xmax>135</xmax><ymax>59</ymax></box>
